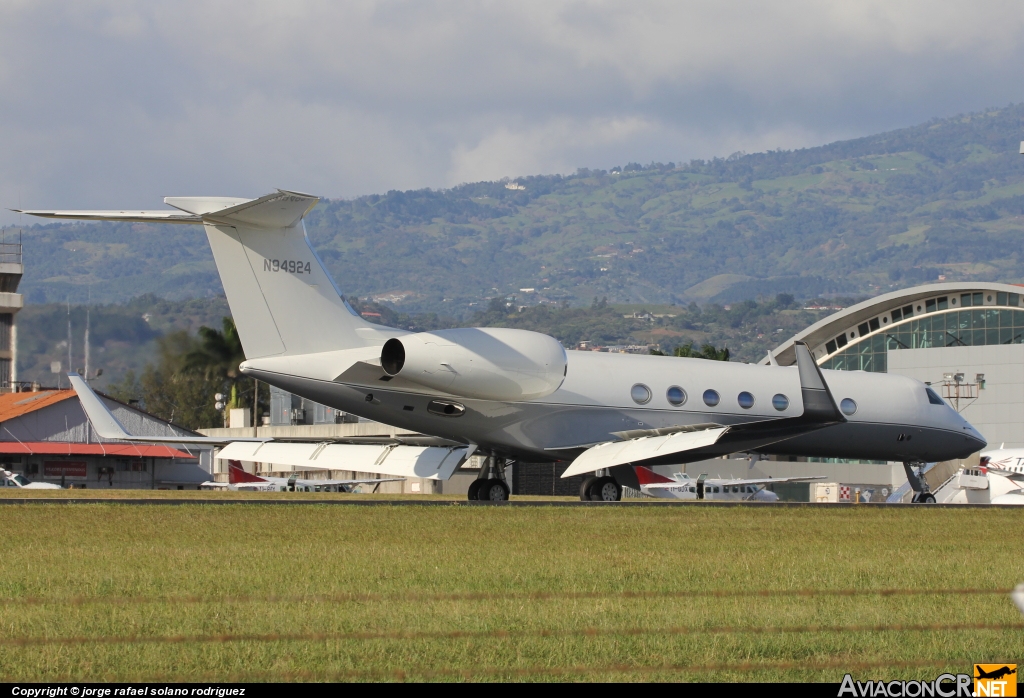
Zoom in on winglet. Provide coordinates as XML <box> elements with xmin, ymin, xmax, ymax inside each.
<box><xmin>68</xmin><ymin>372</ymin><xmax>133</xmax><ymax>440</ymax></box>
<box><xmin>793</xmin><ymin>342</ymin><xmax>845</xmax><ymax>423</ymax></box>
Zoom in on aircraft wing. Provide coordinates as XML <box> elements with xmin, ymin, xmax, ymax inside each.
<box><xmin>562</xmin><ymin>341</ymin><xmax>846</xmax><ymax>478</ymax></box>
<box><xmin>216</xmin><ymin>441</ymin><xmax>476</xmax><ymax>481</ymax></box>
<box><xmin>561</xmin><ymin>427</ymin><xmax>729</xmax><ymax>478</ymax></box>
<box><xmin>69</xmin><ymin>372</ymin><xmax>270</xmax><ymax>444</ymax></box>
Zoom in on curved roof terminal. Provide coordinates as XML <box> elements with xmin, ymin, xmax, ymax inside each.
<box><xmin>763</xmin><ymin>282</ymin><xmax>1024</xmax><ymax>367</ymax></box>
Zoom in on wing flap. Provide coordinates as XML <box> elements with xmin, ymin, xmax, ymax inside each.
<box><xmin>561</xmin><ymin>427</ymin><xmax>729</xmax><ymax>478</ymax></box>
<box><xmin>216</xmin><ymin>441</ymin><xmax>474</xmax><ymax>480</ymax></box>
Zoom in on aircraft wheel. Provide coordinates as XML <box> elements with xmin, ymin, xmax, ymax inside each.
<box><xmin>919</xmin><ymin>493</ymin><xmax>936</xmax><ymax>504</ymax></box>
<box><xmin>579</xmin><ymin>476</ymin><xmax>598</xmax><ymax>501</ymax></box>
<box><xmin>478</xmin><ymin>479</ymin><xmax>510</xmax><ymax>502</ymax></box>
<box><xmin>590</xmin><ymin>476</ymin><xmax>622</xmax><ymax>502</ymax></box>
<box><xmin>467</xmin><ymin>479</ymin><xmax>483</xmax><ymax>501</ymax></box>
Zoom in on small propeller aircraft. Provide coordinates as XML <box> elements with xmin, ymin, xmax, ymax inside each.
<box><xmin>202</xmin><ymin>460</ymin><xmax>402</xmax><ymax>492</ymax></box>
<box><xmin>630</xmin><ymin>465</ymin><xmax>824</xmax><ymax>502</ymax></box>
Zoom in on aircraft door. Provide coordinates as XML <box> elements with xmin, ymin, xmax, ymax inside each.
<box><xmin>696</xmin><ymin>473</ymin><xmax>707</xmax><ymax>500</ymax></box>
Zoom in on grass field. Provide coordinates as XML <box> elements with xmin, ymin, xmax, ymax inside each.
<box><xmin>0</xmin><ymin>501</ymin><xmax>1020</xmax><ymax>682</ymax></box>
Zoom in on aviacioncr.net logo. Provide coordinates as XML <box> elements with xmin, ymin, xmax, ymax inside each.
<box><xmin>838</xmin><ymin>673</ymin><xmax>972</xmax><ymax>697</ymax></box>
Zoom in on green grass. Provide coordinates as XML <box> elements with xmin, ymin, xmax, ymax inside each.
<box><xmin>0</xmin><ymin>504</ymin><xmax>1020</xmax><ymax>682</ymax></box>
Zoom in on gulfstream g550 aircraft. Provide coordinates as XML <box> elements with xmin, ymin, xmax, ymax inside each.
<box><xmin>19</xmin><ymin>191</ymin><xmax>987</xmax><ymax>501</ymax></box>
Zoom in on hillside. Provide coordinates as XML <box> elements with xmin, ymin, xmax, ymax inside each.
<box><xmin>18</xmin><ymin>293</ymin><xmax>849</xmax><ymax>389</ymax></box>
<box><xmin>9</xmin><ymin>103</ymin><xmax>1024</xmax><ymax>318</ymax></box>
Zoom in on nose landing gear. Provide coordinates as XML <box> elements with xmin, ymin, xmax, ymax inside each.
<box><xmin>903</xmin><ymin>461</ymin><xmax>936</xmax><ymax>503</ymax></box>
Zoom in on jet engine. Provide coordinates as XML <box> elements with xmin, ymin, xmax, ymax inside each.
<box><xmin>380</xmin><ymin>327</ymin><xmax>567</xmax><ymax>401</ymax></box>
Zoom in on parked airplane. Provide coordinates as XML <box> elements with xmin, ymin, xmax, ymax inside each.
<box><xmin>929</xmin><ymin>446</ymin><xmax>1024</xmax><ymax>505</ymax></box>
<box><xmin>21</xmin><ymin>191</ymin><xmax>987</xmax><ymax>501</ymax></box>
<box><xmin>0</xmin><ymin>469</ymin><xmax>62</xmax><ymax>490</ymax></box>
<box><xmin>631</xmin><ymin>465</ymin><xmax>823</xmax><ymax>502</ymax></box>
<box><xmin>201</xmin><ymin>460</ymin><xmax>402</xmax><ymax>492</ymax></box>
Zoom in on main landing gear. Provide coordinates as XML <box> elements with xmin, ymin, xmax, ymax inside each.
<box><xmin>467</xmin><ymin>455</ymin><xmax>511</xmax><ymax>502</ymax></box>
<box><xmin>903</xmin><ymin>461</ymin><xmax>936</xmax><ymax>504</ymax></box>
<box><xmin>579</xmin><ymin>473</ymin><xmax>623</xmax><ymax>501</ymax></box>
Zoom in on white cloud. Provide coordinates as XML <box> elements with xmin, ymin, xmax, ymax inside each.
<box><xmin>1</xmin><ymin>0</ymin><xmax>1023</xmax><ymax>221</ymax></box>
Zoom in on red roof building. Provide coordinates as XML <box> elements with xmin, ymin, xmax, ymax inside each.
<box><xmin>0</xmin><ymin>389</ymin><xmax>209</xmax><ymax>489</ymax></box>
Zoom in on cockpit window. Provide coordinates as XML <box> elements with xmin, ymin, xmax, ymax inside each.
<box><xmin>12</xmin><ymin>474</ymin><xmax>28</xmax><ymax>486</ymax></box>
<box><xmin>925</xmin><ymin>388</ymin><xmax>945</xmax><ymax>406</ymax></box>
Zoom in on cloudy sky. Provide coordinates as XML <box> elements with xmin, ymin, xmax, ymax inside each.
<box><xmin>1</xmin><ymin>1</ymin><xmax>1023</xmax><ymax>222</ymax></box>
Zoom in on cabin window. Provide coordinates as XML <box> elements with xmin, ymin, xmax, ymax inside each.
<box><xmin>630</xmin><ymin>384</ymin><xmax>652</xmax><ymax>405</ymax></box>
<box><xmin>702</xmin><ymin>389</ymin><xmax>720</xmax><ymax>407</ymax></box>
<box><xmin>737</xmin><ymin>392</ymin><xmax>755</xmax><ymax>409</ymax></box>
<box><xmin>666</xmin><ymin>386</ymin><xmax>686</xmax><ymax>406</ymax></box>
<box><xmin>840</xmin><ymin>398</ymin><xmax>858</xmax><ymax>416</ymax></box>
<box><xmin>772</xmin><ymin>394</ymin><xmax>789</xmax><ymax>411</ymax></box>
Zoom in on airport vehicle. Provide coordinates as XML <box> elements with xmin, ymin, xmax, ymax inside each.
<box><xmin>21</xmin><ymin>191</ymin><xmax>987</xmax><ymax>501</ymax></box>
<box><xmin>629</xmin><ymin>465</ymin><xmax>823</xmax><ymax>502</ymax></box>
<box><xmin>0</xmin><ymin>469</ymin><xmax>62</xmax><ymax>489</ymax></box>
<box><xmin>201</xmin><ymin>460</ymin><xmax>402</xmax><ymax>492</ymax></box>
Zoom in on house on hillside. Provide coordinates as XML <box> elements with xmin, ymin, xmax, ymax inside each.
<box><xmin>0</xmin><ymin>389</ymin><xmax>210</xmax><ymax>489</ymax></box>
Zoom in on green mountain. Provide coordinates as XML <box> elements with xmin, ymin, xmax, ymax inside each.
<box><xmin>12</xmin><ymin>103</ymin><xmax>1024</xmax><ymax>317</ymax></box>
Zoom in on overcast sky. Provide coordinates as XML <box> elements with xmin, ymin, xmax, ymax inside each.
<box><xmin>1</xmin><ymin>1</ymin><xmax>1023</xmax><ymax>222</ymax></box>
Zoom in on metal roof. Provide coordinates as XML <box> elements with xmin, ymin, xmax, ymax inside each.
<box><xmin>0</xmin><ymin>442</ymin><xmax>193</xmax><ymax>458</ymax></box>
<box><xmin>0</xmin><ymin>390</ymin><xmax>76</xmax><ymax>421</ymax></box>
<box><xmin>763</xmin><ymin>282</ymin><xmax>1024</xmax><ymax>366</ymax></box>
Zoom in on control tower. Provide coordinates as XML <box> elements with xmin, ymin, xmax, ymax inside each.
<box><xmin>0</xmin><ymin>236</ymin><xmax>23</xmax><ymax>391</ymax></box>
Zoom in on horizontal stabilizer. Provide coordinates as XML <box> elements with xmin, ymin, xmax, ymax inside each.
<box><xmin>12</xmin><ymin>209</ymin><xmax>201</xmax><ymax>224</ymax></box>
<box><xmin>561</xmin><ymin>427</ymin><xmax>728</xmax><ymax>478</ymax></box>
<box><xmin>15</xmin><ymin>189</ymin><xmax>318</xmax><ymax>230</ymax></box>
<box><xmin>215</xmin><ymin>441</ymin><xmax>475</xmax><ymax>480</ymax></box>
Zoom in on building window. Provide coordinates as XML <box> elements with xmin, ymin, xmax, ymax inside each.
<box><xmin>869</xmin><ymin>318</ymin><xmax>880</xmax><ymax>332</ymax></box>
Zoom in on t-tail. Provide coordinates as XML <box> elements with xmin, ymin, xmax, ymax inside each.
<box><xmin>17</xmin><ymin>190</ymin><xmax>378</xmax><ymax>359</ymax></box>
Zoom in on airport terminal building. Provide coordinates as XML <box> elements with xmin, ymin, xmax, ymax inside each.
<box><xmin>764</xmin><ymin>282</ymin><xmax>1024</xmax><ymax>450</ymax></box>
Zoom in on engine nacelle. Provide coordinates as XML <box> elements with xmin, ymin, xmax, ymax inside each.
<box><xmin>380</xmin><ymin>327</ymin><xmax>567</xmax><ymax>401</ymax></box>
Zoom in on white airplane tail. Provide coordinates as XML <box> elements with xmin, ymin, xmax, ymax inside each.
<box><xmin>19</xmin><ymin>190</ymin><xmax>376</xmax><ymax>359</ymax></box>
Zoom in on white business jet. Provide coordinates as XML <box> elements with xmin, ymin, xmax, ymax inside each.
<box><xmin>201</xmin><ymin>460</ymin><xmax>402</xmax><ymax>492</ymax></box>
<box><xmin>632</xmin><ymin>465</ymin><xmax>823</xmax><ymax>502</ymax></box>
<box><xmin>21</xmin><ymin>191</ymin><xmax>986</xmax><ymax>502</ymax></box>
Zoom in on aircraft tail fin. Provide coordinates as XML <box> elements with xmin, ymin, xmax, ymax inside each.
<box><xmin>227</xmin><ymin>460</ymin><xmax>268</xmax><ymax>484</ymax></box>
<box><xmin>20</xmin><ymin>190</ymin><xmax>379</xmax><ymax>359</ymax></box>
<box><xmin>633</xmin><ymin>465</ymin><xmax>675</xmax><ymax>485</ymax></box>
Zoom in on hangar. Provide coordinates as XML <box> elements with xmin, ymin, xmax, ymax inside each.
<box><xmin>0</xmin><ymin>388</ymin><xmax>210</xmax><ymax>488</ymax></box>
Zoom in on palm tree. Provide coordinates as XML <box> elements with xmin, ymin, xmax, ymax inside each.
<box><xmin>184</xmin><ymin>317</ymin><xmax>250</xmax><ymax>418</ymax></box>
